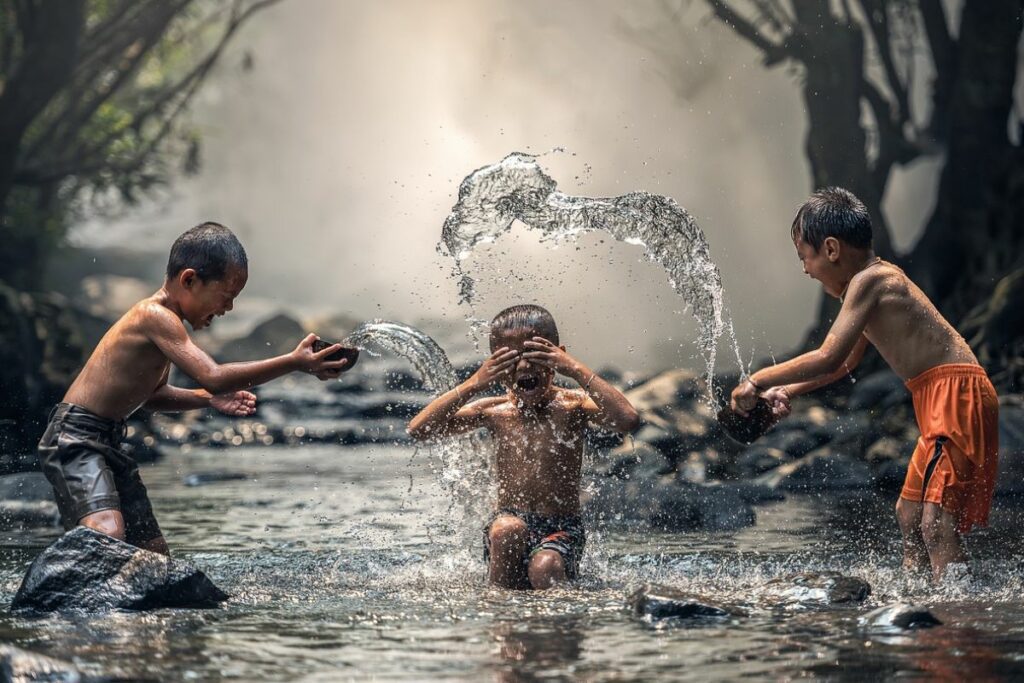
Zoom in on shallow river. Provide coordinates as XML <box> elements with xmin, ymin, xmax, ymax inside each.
<box><xmin>2</xmin><ymin>443</ymin><xmax>1023</xmax><ymax>681</ymax></box>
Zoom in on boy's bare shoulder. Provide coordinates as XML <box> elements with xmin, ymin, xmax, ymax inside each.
<box><xmin>465</xmin><ymin>395</ymin><xmax>513</xmax><ymax>414</ymax></box>
<box><xmin>847</xmin><ymin>260</ymin><xmax>902</xmax><ymax>301</ymax></box>
<box><xmin>130</xmin><ymin>297</ymin><xmax>185</xmax><ymax>334</ymax></box>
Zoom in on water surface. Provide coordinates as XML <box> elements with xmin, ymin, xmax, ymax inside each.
<box><xmin>2</xmin><ymin>444</ymin><xmax>1023</xmax><ymax>681</ymax></box>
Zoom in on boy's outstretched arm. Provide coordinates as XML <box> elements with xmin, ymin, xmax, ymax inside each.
<box><xmin>732</xmin><ymin>271</ymin><xmax>879</xmax><ymax>413</ymax></box>
<box><xmin>408</xmin><ymin>347</ymin><xmax>518</xmax><ymax>440</ymax></box>
<box><xmin>144</xmin><ymin>303</ymin><xmax>348</xmax><ymax>394</ymax></box>
<box><xmin>780</xmin><ymin>334</ymin><xmax>869</xmax><ymax>398</ymax></box>
<box><xmin>522</xmin><ymin>337</ymin><xmax>641</xmax><ymax>433</ymax></box>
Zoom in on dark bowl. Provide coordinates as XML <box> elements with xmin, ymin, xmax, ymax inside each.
<box><xmin>716</xmin><ymin>397</ymin><xmax>775</xmax><ymax>444</ymax></box>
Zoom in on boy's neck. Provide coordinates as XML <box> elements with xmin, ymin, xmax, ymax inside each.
<box><xmin>155</xmin><ymin>281</ymin><xmax>187</xmax><ymax>320</ymax></box>
<box><xmin>838</xmin><ymin>249</ymin><xmax>880</xmax><ymax>300</ymax></box>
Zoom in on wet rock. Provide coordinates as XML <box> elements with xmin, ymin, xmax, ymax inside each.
<box><xmin>647</xmin><ymin>481</ymin><xmax>756</xmax><ymax>532</ymax></box>
<box><xmin>758</xmin><ymin>448</ymin><xmax>874</xmax><ymax>491</ymax></box>
<box><xmin>0</xmin><ymin>500</ymin><xmax>60</xmax><ymax>529</ymax></box>
<box><xmin>625</xmin><ymin>369</ymin><xmax>702</xmax><ymax>411</ymax></box>
<box><xmin>758</xmin><ymin>429</ymin><xmax>830</xmax><ymax>459</ymax></box>
<box><xmin>183</xmin><ymin>470</ymin><xmax>249</xmax><ymax>487</ymax></box>
<box><xmin>628</xmin><ymin>584</ymin><xmax>734</xmax><ymax>620</ymax></box>
<box><xmin>860</xmin><ymin>603</ymin><xmax>942</xmax><ymax>630</ymax></box>
<box><xmin>77</xmin><ymin>274</ymin><xmax>151</xmax><ymax>320</ymax></box>
<box><xmin>0</xmin><ymin>644</ymin><xmax>83</xmax><ymax>682</ymax></box>
<box><xmin>720</xmin><ymin>481</ymin><xmax>785</xmax><ymax>504</ymax></box>
<box><xmin>599</xmin><ymin>442</ymin><xmax>673</xmax><ymax>480</ymax></box>
<box><xmin>848</xmin><ymin>370</ymin><xmax>907</xmax><ymax>411</ymax></box>
<box><xmin>12</xmin><ymin>526</ymin><xmax>229</xmax><ymax>613</ymax></box>
<box><xmin>765</xmin><ymin>571</ymin><xmax>871</xmax><ymax>606</ymax></box>
<box><xmin>865</xmin><ymin>437</ymin><xmax>914</xmax><ymax>492</ymax></box>
<box><xmin>216</xmin><ymin>312</ymin><xmax>305</xmax><ymax>363</ymax></box>
<box><xmin>736</xmin><ymin>446</ymin><xmax>791</xmax><ymax>476</ymax></box>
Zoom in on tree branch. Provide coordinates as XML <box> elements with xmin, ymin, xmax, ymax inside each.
<box><xmin>860</xmin><ymin>0</ymin><xmax>910</xmax><ymax>127</ymax></box>
<box><xmin>706</xmin><ymin>0</ymin><xmax>790</xmax><ymax>65</ymax></box>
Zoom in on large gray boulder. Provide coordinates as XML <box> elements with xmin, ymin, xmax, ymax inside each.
<box><xmin>12</xmin><ymin>527</ymin><xmax>229</xmax><ymax>613</ymax></box>
<box><xmin>588</xmin><ymin>475</ymin><xmax>756</xmax><ymax>532</ymax></box>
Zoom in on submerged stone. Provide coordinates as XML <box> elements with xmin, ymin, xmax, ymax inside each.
<box><xmin>11</xmin><ymin>526</ymin><xmax>229</xmax><ymax>613</ymax></box>
<box><xmin>628</xmin><ymin>584</ymin><xmax>734</xmax><ymax>621</ymax></box>
<box><xmin>765</xmin><ymin>571</ymin><xmax>871</xmax><ymax>606</ymax></box>
<box><xmin>183</xmin><ymin>470</ymin><xmax>249</xmax><ymax>487</ymax></box>
<box><xmin>0</xmin><ymin>644</ymin><xmax>82</xmax><ymax>682</ymax></box>
<box><xmin>860</xmin><ymin>603</ymin><xmax>942</xmax><ymax>630</ymax></box>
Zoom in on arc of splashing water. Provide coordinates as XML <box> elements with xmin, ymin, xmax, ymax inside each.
<box><xmin>343</xmin><ymin>320</ymin><xmax>493</xmax><ymax>533</ymax></box>
<box><xmin>438</xmin><ymin>152</ymin><xmax>743</xmax><ymax>399</ymax></box>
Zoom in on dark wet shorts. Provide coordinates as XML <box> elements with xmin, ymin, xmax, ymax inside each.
<box><xmin>483</xmin><ymin>508</ymin><xmax>586</xmax><ymax>580</ymax></box>
<box><xmin>37</xmin><ymin>403</ymin><xmax>162</xmax><ymax>545</ymax></box>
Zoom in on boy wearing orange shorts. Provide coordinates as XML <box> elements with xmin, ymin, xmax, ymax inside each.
<box><xmin>731</xmin><ymin>188</ymin><xmax>999</xmax><ymax>581</ymax></box>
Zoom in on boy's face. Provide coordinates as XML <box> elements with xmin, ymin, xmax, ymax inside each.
<box><xmin>179</xmin><ymin>264</ymin><xmax>248</xmax><ymax>330</ymax></box>
<box><xmin>794</xmin><ymin>235</ymin><xmax>842</xmax><ymax>298</ymax></box>
<box><xmin>489</xmin><ymin>327</ymin><xmax>557</xmax><ymax>405</ymax></box>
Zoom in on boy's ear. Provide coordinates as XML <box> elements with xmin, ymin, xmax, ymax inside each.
<box><xmin>559</xmin><ymin>344</ymin><xmax>566</xmax><ymax>352</ymax></box>
<box><xmin>823</xmin><ymin>236</ymin><xmax>841</xmax><ymax>263</ymax></box>
<box><xmin>178</xmin><ymin>268</ymin><xmax>199</xmax><ymax>289</ymax></box>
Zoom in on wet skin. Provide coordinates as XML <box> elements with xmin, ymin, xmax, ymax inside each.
<box><xmin>408</xmin><ymin>326</ymin><xmax>639</xmax><ymax>587</ymax></box>
<box><xmin>730</xmin><ymin>234</ymin><xmax>981</xmax><ymax>581</ymax></box>
<box><xmin>62</xmin><ymin>264</ymin><xmax>350</xmax><ymax>553</ymax></box>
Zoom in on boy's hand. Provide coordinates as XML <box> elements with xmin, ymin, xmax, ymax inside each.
<box><xmin>761</xmin><ymin>386</ymin><xmax>791</xmax><ymax>420</ymax></box>
<box><xmin>469</xmin><ymin>347</ymin><xmax>519</xmax><ymax>390</ymax></box>
<box><xmin>730</xmin><ymin>379</ymin><xmax>759</xmax><ymax>416</ymax></box>
<box><xmin>522</xmin><ymin>337</ymin><xmax>581</xmax><ymax>378</ymax></box>
<box><xmin>212</xmin><ymin>390</ymin><xmax>257</xmax><ymax>416</ymax></box>
<box><xmin>292</xmin><ymin>333</ymin><xmax>349</xmax><ymax>377</ymax></box>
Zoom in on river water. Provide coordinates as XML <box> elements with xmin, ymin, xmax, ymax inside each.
<box><xmin>1</xmin><ymin>443</ymin><xmax>1023</xmax><ymax>681</ymax></box>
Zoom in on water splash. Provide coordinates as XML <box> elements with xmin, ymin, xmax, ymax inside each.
<box><xmin>344</xmin><ymin>320</ymin><xmax>459</xmax><ymax>392</ymax></box>
<box><xmin>343</xmin><ymin>320</ymin><xmax>493</xmax><ymax>538</ymax></box>
<box><xmin>439</xmin><ymin>152</ymin><xmax>743</xmax><ymax>398</ymax></box>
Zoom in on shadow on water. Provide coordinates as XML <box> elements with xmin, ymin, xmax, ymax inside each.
<box><xmin>2</xmin><ymin>443</ymin><xmax>1024</xmax><ymax>680</ymax></box>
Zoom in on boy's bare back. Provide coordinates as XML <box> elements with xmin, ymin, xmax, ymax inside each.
<box><xmin>65</xmin><ymin>297</ymin><xmax>179</xmax><ymax>420</ymax></box>
<box><xmin>837</xmin><ymin>260</ymin><xmax>977</xmax><ymax>380</ymax></box>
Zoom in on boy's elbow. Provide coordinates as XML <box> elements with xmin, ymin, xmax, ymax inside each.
<box><xmin>814</xmin><ymin>349</ymin><xmax>845</xmax><ymax>376</ymax></box>
<box><xmin>618</xmin><ymin>409</ymin><xmax>642</xmax><ymax>433</ymax></box>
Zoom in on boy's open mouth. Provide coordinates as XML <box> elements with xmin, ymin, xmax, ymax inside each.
<box><xmin>515</xmin><ymin>375</ymin><xmax>541</xmax><ymax>393</ymax></box>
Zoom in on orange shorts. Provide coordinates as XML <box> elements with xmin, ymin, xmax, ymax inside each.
<box><xmin>900</xmin><ymin>364</ymin><xmax>999</xmax><ymax>534</ymax></box>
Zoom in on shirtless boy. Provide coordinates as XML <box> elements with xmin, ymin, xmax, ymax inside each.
<box><xmin>731</xmin><ymin>188</ymin><xmax>999</xmax><ymax>581</ymax></box>
<box><xmin>408</xmin><ymin>305</ymin><xmax>639</xmax><ymax>589</ymax></box>
<box><xmin>38</xmin><ymin>222</ymin><xmax>350</xmax><ymax>555</ymax></box>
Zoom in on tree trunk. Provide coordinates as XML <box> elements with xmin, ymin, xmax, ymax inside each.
<box><xmin>907</xmin><ymin>0</ymin><xmax>1024</xmax><ymax>323</ymax></box>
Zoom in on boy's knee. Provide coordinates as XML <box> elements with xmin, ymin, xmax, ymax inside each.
<box><xmin>79</xmin><ymin>509</ymin><xmax>126</xmax><ymax>541</ymax></box>
<box><xmin>488</xmin><ymin>516</ymin><xmax>528</xmax><ymax>550</ymax></box>
<box><xmin>528</xmin><ymin>550</ymin><xmax>566</xmax><ymax>588</ymax></box>
<box><xmin>895</xmin><ymin>498</ymin><xmax>921</xmax><ymax>528</ymax></box>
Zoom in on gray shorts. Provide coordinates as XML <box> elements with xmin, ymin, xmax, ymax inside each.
<box><xmin>38</xmin><ymin>403</ymin><xmax>162</xmax><ymax>545</ymax></box>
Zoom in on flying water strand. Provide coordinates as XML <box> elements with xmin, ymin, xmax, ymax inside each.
<box><xmin>439</xmin><ymin>152</ymin><xmax>744</xmax><ymax>399</ymax></box>
<box><xmin>343</xmin><ymin>320</ymin><xmax>493</xmax><ymax>538</ymax></box>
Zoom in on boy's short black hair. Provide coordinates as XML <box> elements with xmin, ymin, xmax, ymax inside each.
<box><xmin>490</xmin><ymin>304</ymin><xmax>559</xmax><ymax>346</ymax></box>
<box><xmin>166</xmin><ymin>222</ymin><xmax>248</xmax><ymax>281</ymax></box>
<box><xmin>791</xmin><ymin>187</ymin><xmax>873</xmax><ymax>250</ymax></box>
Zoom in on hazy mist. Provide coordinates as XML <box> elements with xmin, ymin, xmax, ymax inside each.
<box><xmin>71</xmin><ymin>0</ymin><xmax>941</xmax><ymax>373</ymax></box>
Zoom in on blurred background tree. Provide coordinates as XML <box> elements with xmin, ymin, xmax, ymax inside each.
<box><xmin>688</xmin><ymin>0</ymin><xmax>1023</xmax><ymax>388</ymax></box>
<box><xmin>0</xmin><ymin>0</ymin><xmax>278</xmax><ymax>290</ymax></box>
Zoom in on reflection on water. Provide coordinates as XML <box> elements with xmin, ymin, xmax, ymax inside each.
<box><xmin>1</xmin><ymin>443</ymin><xmax>1023</xmax><ymax>681</ymax></box>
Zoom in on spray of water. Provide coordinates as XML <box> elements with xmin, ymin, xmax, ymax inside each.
<box><xmin>439</xmin><ymin>151</ymin><xmax>744</xmax><ymax>399</ymax></box>
<box><xmin>343</xmin><ymin>320</ymin><xmax>493</xmax><ymax>540</ymax></box>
